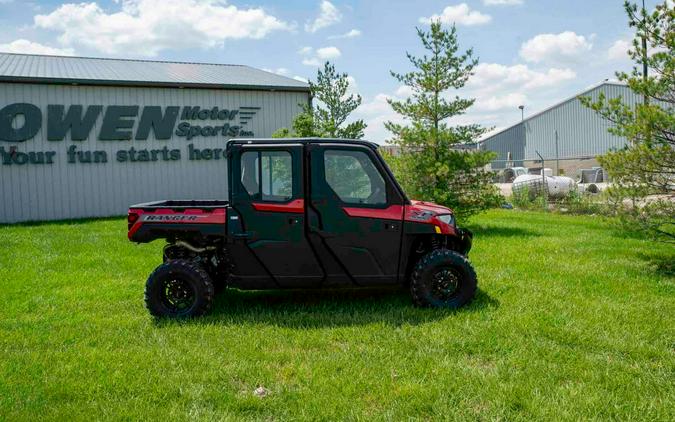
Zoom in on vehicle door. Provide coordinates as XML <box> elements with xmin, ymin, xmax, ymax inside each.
<box><xmin>230</xmin><ymin>144</ymin><xmax>323</xmax><ymax>287</ymax></box>
<box><xmin>307</xmin><ymin>143</ymin><xmax>406</xmax><ymax>285</ymax></box>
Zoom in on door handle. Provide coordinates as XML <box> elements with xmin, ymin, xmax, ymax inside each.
<box><xmin>384</xmin><ymin>222</ymin><xmax>399</xmax><ymax>231</ymax></box>
<box><xmin>233</xmin><ymin>231</ymin><xmax>254</xmax><ymax>239</ymax></box>
<box><xmin>310</xmin><ymin>228</ymin><xmax>336</xmax><ymax>238</ymax></box>
<box><xmin>288</xmin><ymin>217</ymin><xmax>300</xmax><ymax>225</ymax></box>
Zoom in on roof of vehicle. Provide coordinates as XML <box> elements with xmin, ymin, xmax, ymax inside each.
<box><xmin>228</xmin><ymin>138</ymin><xmax>380</xmax><ymax>149</ymax></box>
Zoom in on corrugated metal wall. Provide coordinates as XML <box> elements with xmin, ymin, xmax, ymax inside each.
<box><xmin>480</xmin><ymin>123</ymin><xmax>525</xmax><ymax>169</ymax></box>
<box><xmin>524</xmin><ymin>84</ymin><xmax>636</xmax><ymax>159</ymax></box>
<box><xmin>0</xmin><ymin>83</ymin><xmax>308</xmax><ymax>223</ymax></box>
<box><xmin>481</xmin><ymin>83</ymin><xmax>639</xmax><ymax>165</ymax></box>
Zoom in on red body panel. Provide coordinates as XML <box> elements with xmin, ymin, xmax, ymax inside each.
<box><xmin>405</xmin><ymin>200</ymin><xmax>453</xmax><ymax>218</ymax></box>
<box><xmin>128</xmin><ymin>198</ymin><xmax>457</xmax><ymax>240</ymax></box>
<box><xmin>404</xmin><ymin>200</ymin><xmax>456</xmax><ymax>235</ymax></box>
<box><xmin>340</xmin><ymin>200</ymin><xmax>456</xmax><ymax>235</ymax></box>
<box><xmin>128</xmin><ymin>208</ymin><xmax>227</xmax><ymax>240</ymax></box>
<box><xmin>342</xmin><ymin>205</ymin><xmax>404</xmax><ymax>220</ymax></box>
<box><xmin>252</xmin><ymin>199</ymin><xmax>304</xmax><ymax>213</ymax></box>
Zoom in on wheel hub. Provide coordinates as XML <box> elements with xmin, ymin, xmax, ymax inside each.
<box><xmin>162</xmin><ymin>278</ymin><xmax>195</xmax><ymax>311</ymax></box>
<box><xmin>431</xmin><ymin>268</ymin><xmax>460</xmax><ymax>300</ymax></box>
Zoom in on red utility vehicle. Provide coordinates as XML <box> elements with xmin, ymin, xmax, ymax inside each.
<box><xmin>128</xmin><ymin>139</ymin><xmax>476</xmax><ymax>317</ymax></box>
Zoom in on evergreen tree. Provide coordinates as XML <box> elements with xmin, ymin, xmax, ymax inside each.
<box><xmin>385</xmin><ymin>21</ymin><xmax>500</xmax><ymax>220</ymax></box>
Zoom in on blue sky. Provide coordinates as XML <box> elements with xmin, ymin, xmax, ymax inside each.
<box><xmin>0</xmin><ymin>0</ymin><xmax>655</xmax><ymax>142</ymax></box>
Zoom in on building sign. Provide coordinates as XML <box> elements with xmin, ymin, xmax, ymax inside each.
<box><xmin>0</xmin><ymin>103</ymin><xmax>260</xmax><ymax>166</ymax></box>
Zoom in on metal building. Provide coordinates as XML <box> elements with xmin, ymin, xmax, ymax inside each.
<box><xmin>479</xmin><ymin>82</ymin><xmax>639</xmax><ymax>172</ymax></box>
<box><xmin>0</xmin><ymin>53</ymin><xmax>310</xmax><ymax>223</ymax></box>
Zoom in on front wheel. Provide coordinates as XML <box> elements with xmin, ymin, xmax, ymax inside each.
<box><xmin>145</xmin><ymin>259</ymin><xmax>214</xmax><ymax>318</ymax></box>
<box><xmin>410</xmin><ymin>249</ymin><xmax>477</xmax><ymax>309</ymax></box>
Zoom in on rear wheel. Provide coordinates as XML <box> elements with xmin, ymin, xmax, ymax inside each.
<box><xmin>145</xmin><ymin>259</ymin><xmax>214</xmax><ymax>318</ymax></box>
<box><xmin>410</xmin><ymin>249</ymin><xmax>477</xmax><ymax>309</ymax></box>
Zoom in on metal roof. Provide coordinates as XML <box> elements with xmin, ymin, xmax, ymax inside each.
<box><xmin>479</xmin><ymin>81</ymin><xmax>629</xmax><ymax>142</ymax></box>
<box><xmin>0</xmin><ymin>52</ymin><xmax>310</xmax><ymax>92</ymax></box>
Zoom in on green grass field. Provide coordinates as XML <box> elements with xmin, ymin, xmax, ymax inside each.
<box><xmin>1</xmin><ymin>210</ymin><xmax>673</xmax><ymax>420</ymax></box>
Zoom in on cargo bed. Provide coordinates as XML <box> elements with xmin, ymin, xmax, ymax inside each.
<box><xmin>130</xmin><ymin>200</ymin><xmax>229</xmax><ymax>210</ymax></box>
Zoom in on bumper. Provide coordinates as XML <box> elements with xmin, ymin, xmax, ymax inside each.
<box><xmin>457</xmin><ymin>227</ymin><xmax>473</xmax><ymax>255</ymax></box>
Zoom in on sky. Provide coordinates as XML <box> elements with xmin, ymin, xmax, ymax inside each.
<box><xmin>0</xmin><ymin>0</ymin><xmax>657</xmax><ymax>143</ymax></box>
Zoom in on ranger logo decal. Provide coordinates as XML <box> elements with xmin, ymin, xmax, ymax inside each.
<box><xmin>143</xmin><ymin>215</ymin><xmax>200</xmax><ymax>222</ymax></box>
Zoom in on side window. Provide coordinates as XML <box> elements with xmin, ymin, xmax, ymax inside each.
<box><xmin>324</xmin><ymin>149</ymin><xmax>387</xmax><ymax>205</ymax></box>
<box><xmin>241</xmin><ymin>151</ymin><xmax>259</xmax><ymax>197</ymax></box>
<box><xmin>262</xmin><ymin>151</ymin><xmax>292</xmax><ymax>201</ymax></box>
<box><xmin>240</xmin><ymin>150</ymin><xmax>293</xmax><ymax>202</ymax></box>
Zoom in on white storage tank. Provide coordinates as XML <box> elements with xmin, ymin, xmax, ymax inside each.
<box><xmin>513</xmin><ymin>172</ymin><xmax>577</xmax><ymax>199</ymax></box>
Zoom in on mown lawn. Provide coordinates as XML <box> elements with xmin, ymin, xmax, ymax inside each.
<box><xmin>0</xmin><ymin>210</ymin><xmax>673</xmax><ymax>420</ymax></box>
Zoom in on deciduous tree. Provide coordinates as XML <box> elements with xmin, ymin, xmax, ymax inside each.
<box><xmin>274</xmin><ymin>62</ymin><xmax>366</xmax><ymax>139</ymax></box>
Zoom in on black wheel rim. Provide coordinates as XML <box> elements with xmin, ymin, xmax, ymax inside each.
<box><xmin>160</xmin><ymin>277</ymin><xmax>196</xmax><ymax>313</ymax></box>
<box><xmin>430</xmin><ymin>267</ymin><xmax>462</xmax><ymax>302</ymax></box>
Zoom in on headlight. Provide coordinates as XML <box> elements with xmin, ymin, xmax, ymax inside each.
<box><xmin>436</xmin><ymin>214</ymin><xmax>455</xmax><ymax>227</ymax></box>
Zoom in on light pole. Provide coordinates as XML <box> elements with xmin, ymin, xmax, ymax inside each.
<box><xmin>518</xmin><ymin>105</ymin><xmax>525</xmax><ymax>121</ymax></box>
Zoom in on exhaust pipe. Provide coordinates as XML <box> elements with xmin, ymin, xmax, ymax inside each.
<box><xmin>174</xmin><ymin>240</ymin><xmax>215</xmax><ymax>253</ymax></box>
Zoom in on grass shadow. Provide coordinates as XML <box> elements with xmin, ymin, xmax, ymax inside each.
<box><xmin>468</xmin><ymin>225</ymin><xmax>541</xmax><ymax>239</ymax></box>
<box><xmin>636</xmin><ymin>252</ymin><xmax>675</xmax><ymax>277</ymax></box>
<box><xmin>155</xmin><ymin>287</ymin><xmax>499</xmax><ymax>329</ymax></box>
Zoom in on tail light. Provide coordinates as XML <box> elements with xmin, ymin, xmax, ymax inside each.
<box><xmin>128</xmin><ymin>212</ymin><xmax>139</xmax><ymax>230</ymax></box>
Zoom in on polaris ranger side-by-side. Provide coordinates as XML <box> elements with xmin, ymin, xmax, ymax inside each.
<box><xmin>128</xmin><ymin>138</ymin><xmax>476</xmax><ymax>317</ymax></box>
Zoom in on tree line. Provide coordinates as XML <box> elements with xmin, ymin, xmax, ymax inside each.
<box><xmin>275</xmin><ymin>1</ymin><xmax>674</xmax><ymax>238</ymax></box>
<box><xmin>274</xmin><ymin>20</ymin><xmax>499</xmax><ymax>221</ymax></box>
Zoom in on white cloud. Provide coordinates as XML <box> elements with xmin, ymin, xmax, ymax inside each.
<box><xmin>299</xmin><ymin>45</ymin><xmax>341</xmax><ymax>66</ymax></box>
<box><xmin>301</xmin><ymin>58</ymin><xmax>320</xmax><ymax>66</ymax></box>
<box><xmin>263</xmin><ymin>68</ymin><xmax>311</xmax><ymax>85</ymax></box>
<box><xmin>459</xmin><ymin>63</ymin><xmax>575</xmax><ymax>130</ymax></box>
<box><xmin>395</xmin><ymin>85</ymin><xmax>414</xmax><ymax>97</ymax></box>
<box><xmin>419</xmin><ymin>3</ymin><xmax>491</xmax><ymax>26</ymax></box>
<box><xmin>0</xmin><ymin>39</ymin><xmax>74</xmax><ymax>55</ymax></box>
<box><xmin>460</xmin><ymin>63</ymin><xmax>576</xmax><ymax>128</ymax></box>
<box><xmin>345</xmin><ymin>75</ymin><xmax>358</xmax><ymax>96</ymax></box>
<box><xmin>263</xmin><ymin>67</ymin><xmax>291</xmax><ymax>76</ymax></box>
<box><xmin>305</xmin><ymin>1</ymin><xmax>341</xmax><ymax>33</ymax></box>
<box><xmin>474</xmin><ymin>92</ymin><xmax>527</xmax><ymax>112</ymax></box>
<box><xmin>328</xmin><ymin>29</ymin><xmax>361</xmax><ymax>39</ymax></box>
<box><xmin>608</xmin><ymin>39</ymin><xmax>631</xmax><ymax>61</ymax></box>
<box><xmin>298</xmin><ymin>46</ymin><xmax>313</xmax><ymax>55</ymax></box>
<box><xmin>519</xmin><ymin>31</ymin><xmax>593</xmax><ymax>64</ymax></box>
<box><xmin>483</xmin><ymin>0</ymin><xmax>523</xmax><ymax>5</ymax></box>
<box><xmin>33</xmin><ymin>0</ymin><xmax>293</xmax><ymax>57</ymax></box>
<box><xmin>353</xmin><ymin>93</ymin><xmax>403</xmax><ymax>143</ymax></box>
<box><xmin>469</xmin><ymin>63</ymin><xmax>576</xmax><ymax>92</ymax></box>
<box><xmin>358</xmin><ymin>93</ymin><xmax>395</xmax><ymax>117</ymax></box>
<box><xmin>533</xmin><ymin>68</ymin><xmax>577</xmax><ymax>87</ymax></box>
<box><xmin>316</xmin><ymin>46</ymin><xmax>341</xmax><ymax>59</ymax></box>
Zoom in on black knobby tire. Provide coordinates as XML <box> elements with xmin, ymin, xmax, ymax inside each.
<box><xmin>145</xmin><ymin>259</ymin><xmax>214</xmax><ymax>318</ymax></box>
<box><xmin>410</xmin><ymin>249</ymin><xmax>477</xmax><ymax>309</ymax></box>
